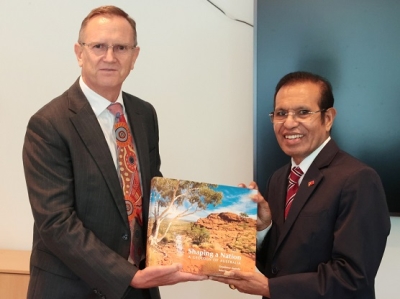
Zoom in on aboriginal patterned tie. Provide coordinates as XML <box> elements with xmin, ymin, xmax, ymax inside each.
<box><xmin>285</xmin><ymin>166</ymin><xmax>303</xmax><ymax>219</ymax></box>
<box><xmin>107</xmin><ymin>103</ymin><xmax>144</xmax><ymax>266</ymax></box>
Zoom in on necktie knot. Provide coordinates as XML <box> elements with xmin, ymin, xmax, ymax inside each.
<box><xmin>107</xmin><ymin>103</ymin><xmax>124</xmax><ymax>118</ymax></box>
<box><xmin>289</xmin><ymin>166</ymin><xmax>303</xmax><ymax>184</ymax></box>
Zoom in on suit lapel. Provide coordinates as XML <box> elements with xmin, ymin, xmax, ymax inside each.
<box><xmin>275</xmin><ymin>166</ymin><xmax>291</xmax><ymax>227</ymax></box>
<box><xmin>278</xmin><ymin>170</ymin><xmax>323</xmax><ymax>243</ymax></box>
<box><xmin>274</xmin><ymin>140</ymin><xmax>339</xmax><ymax>253</ymax></box>
<box><xmin>67</xmin><ymin>80</ymin><xmax>129</xmax><ymax>226</ymax></box>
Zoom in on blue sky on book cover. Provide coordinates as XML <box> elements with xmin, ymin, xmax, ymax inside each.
<box><xmin>149</xmin><ymin>180</ymin><xmax>257</xmax><ymax>222</ymax></box>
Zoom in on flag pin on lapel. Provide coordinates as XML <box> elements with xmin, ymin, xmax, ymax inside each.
<box><xmin>308</xmin><ymin>180</ymin><xmax>315</xmax><ymax>187</ymax></box>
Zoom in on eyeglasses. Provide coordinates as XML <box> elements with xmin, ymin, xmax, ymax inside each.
<box><xmin>269</xmin><ymin>109</ymin><xmax>326</xmax><ymax>123</ymax></box>
<box><xmin>79</xmin><ymin>42</ymin><xmax>136</xmax><ymax>56</ymax></box>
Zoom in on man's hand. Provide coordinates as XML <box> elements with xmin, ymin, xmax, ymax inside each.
<box><xmin>130</xmin><ymin>263</ymin><xmax>208</xmax><ymax>289</ymax></box>
<box><xmin>210</xmin><ymin>270</ymin><xmax>270</xmax><ymax>298</ymax></box>
<box><xmin>239</xmin><ymin>182</ymin><xmax>272</xmax><ymax>231</ymax></box>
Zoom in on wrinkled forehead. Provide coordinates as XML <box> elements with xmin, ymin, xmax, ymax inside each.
<box><xmin>275</xmin><ymin>82</ymin><xmax>321</xmax><ymax>110</ymax></box>
<box><xmin>79</xmin><ymin>15</ymin><xmax>136</xmax><ymax>44</ymax></box>
<box><xmin>275</xmin><ymin>81</ymin><xmax>322</xmax><ymax>109</ymax></box>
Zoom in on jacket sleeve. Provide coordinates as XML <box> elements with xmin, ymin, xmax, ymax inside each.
<box><xmin>23</xmin><ymin>112</ymin><xmax>137</xmax><ymax>299</ymax></box>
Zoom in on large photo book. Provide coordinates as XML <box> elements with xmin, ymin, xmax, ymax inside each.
<box><xmin>146</xmin><ymin>177</ymin><xmax>257</xmax><ymax>276</ymax></box>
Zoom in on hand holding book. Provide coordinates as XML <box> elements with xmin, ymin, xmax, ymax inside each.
<box><xmin>130</xmin><ymin>263</ymin><xmax>207</xmax><ymax>289</ymax></box>
<box><xmin>238</xmin><ymin>181</ymin><xmax>272</xmax><ymax>231</ymax></box>
<box><xmin>209</xmin><ymin>270</ymin><xmax>271</xmax><ymax>297</ymax></box>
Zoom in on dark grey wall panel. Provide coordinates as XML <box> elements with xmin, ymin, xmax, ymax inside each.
<box><xmin>255</xmin><ymin>0</ymin><xmax>400</xmax><ymax>214</ymax></box>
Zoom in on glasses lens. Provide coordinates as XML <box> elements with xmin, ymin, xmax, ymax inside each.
<box><xmin>273</xmin><ymin>111</ymin><xmax>286</xmax><ymax>123</ymax></box>
<box><xmin>83</xmin><ymin>43</ymin><xmax>133</xmax><ymax>56</ymax></box>
<box><xmin>86</xmin><ymin>43</ymin><xmax>106</xmax><ymax>55</ymax></box>
<box><xmin>114</xmin><ymin>45</ymin><xmax>129</xmax><ymax>54</ymax></box>
<box><xmin>270</xmin><ymin>110</ymin><xmax>320</xmax><ymax>123</ymax></box>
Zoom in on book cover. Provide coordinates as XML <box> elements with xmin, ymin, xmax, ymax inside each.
<box><xmin>146</xmin><ymin>177</ymin><xmax>257</xmax><ymax>276</ymax></box>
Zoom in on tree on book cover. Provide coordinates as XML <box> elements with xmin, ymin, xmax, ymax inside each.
<box><xmin>146</xmin><ymin>177</ymin><xmax>257</xmax><ymax>276</ymax></box>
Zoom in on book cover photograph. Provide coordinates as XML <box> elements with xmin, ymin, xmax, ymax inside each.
<box><xmin>146</xmin><ymin>177</ymin><xmax>257</xmax><ymax>276</ymax></box>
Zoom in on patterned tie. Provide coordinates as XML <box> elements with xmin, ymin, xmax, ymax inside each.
<box><xmin>107</xmin><ymin>103</ymin><xmax>144</xmax><ymax>266</ymax></box>
<box><xmin>285</xmin><ymin>166</ymin><xmax>303</xmax><ymax>219</ymax></box>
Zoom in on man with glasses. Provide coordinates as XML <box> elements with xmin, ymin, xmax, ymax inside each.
<box><xmin>23</xmin><ymin>5</ymin><xmax>206</xmax><ymax>299</ymax></box>
<box><xmin>212</xmin><ymin>71</ymin><xmax>390</xmax><ymax>298</ymax></box>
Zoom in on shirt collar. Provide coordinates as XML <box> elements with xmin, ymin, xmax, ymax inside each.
<box><xmin>79</xmin><ymin>76</ymin><xmax>124</xmax><ymax>116</ymax></box>
<box><xmin>291</xmin><ymin>136</ymin><xmax>331</xmax><ymax>174</ymax></box>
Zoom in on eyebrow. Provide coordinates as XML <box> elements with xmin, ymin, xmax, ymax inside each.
<box><xmin>274</xmin><ymin>105</ymin><xmax>312</xmax><ymax>111</ymax></box>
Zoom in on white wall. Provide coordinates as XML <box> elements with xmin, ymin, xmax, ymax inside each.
<box><xmin>0</xmin><ymin>1</ymin><xmax>255</xmax><ymax>298</ymax></box>
<box><xmin>0</xmin><ymin>1</ymin><xmax>398</xmax><ymax>298</ymax></box>
<box><xmin>376</xmin><ymin>217</ymin><xmax>400</xmax><ymax>298</ymax></box>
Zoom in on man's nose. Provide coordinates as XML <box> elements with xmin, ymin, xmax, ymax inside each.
<box><xmin>103</xmin><ymin>46</ymin><xmax>116</xmax><ymax>61</ymax></box>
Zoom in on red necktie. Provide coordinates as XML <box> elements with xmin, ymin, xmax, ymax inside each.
<box><xmin>107</xmin><ymin>103</ymin><xmax>144</xmax><ymax>266</ymax></box>
<box><xmin>285</xmin><ymin>166</ymin><xmax>303</xmax><ymax>219</ymax></box>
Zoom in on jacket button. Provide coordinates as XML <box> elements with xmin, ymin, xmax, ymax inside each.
<box><xmin>271</xmin><ymin>266</ymin><xmax>278</xmax><ymax>274</ymax></box>
<box><xmin>122</xmin><ymin>233</ymin><xmax>128</xmax><ymax>241</ymax></box>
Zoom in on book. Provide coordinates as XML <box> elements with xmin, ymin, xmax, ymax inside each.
<box><xmin>146</xmin><ymin>177</ymin><xmax>258</xmax><ymax>276</ymax></box>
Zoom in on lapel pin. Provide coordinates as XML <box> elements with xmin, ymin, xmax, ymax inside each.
<box><xmin>308</xmin><ymin>180</ymin><xmax>315</xmax><ymax>187</ymax></box>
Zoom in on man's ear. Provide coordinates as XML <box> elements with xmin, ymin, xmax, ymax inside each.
<box><xmin>74</xmin><ymin>43</ymin><xmax>84</xmax><ymax>67</ymax></box>
<box><xmin>324</xmin><ymin>107</ymin><xmax>337</xmax><ymax>131</ymax></box>
<box><xmin>130</xmin><ymin>46</ymin><xmax>140</xmax><ymax>70</ymax></box>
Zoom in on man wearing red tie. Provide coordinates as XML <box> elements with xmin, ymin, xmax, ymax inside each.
<box><xmin>212</xmin><ymin>71</ymin><xmax>390</xmax><ymax>299</ymax></box>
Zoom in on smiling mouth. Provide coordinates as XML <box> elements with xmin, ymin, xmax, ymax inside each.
<box><xmin>285</xmin><ymin>134</ymin><xmax>303</xmax><ymax>140</ymax></box>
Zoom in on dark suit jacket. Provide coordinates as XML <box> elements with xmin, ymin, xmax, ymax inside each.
<box><xmin>257</xmin><ymin>139</ymin><xmax>390</xmax><ymax>299</ymax></box>
<box><xmin>23</xmin><ymin>79</ymin><xmax>162</xmax><ymax>299</ymax></box>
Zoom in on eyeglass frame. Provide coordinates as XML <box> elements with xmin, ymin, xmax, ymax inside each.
<box><xmin>268</xmin><ymin>108</ymin><xmax>327</xmax><ymax>124</ymax></box>
<box><xmin>79</xmin><ymin>42</ymin><xmax>136</xmax><ymax>56</ymax></box>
